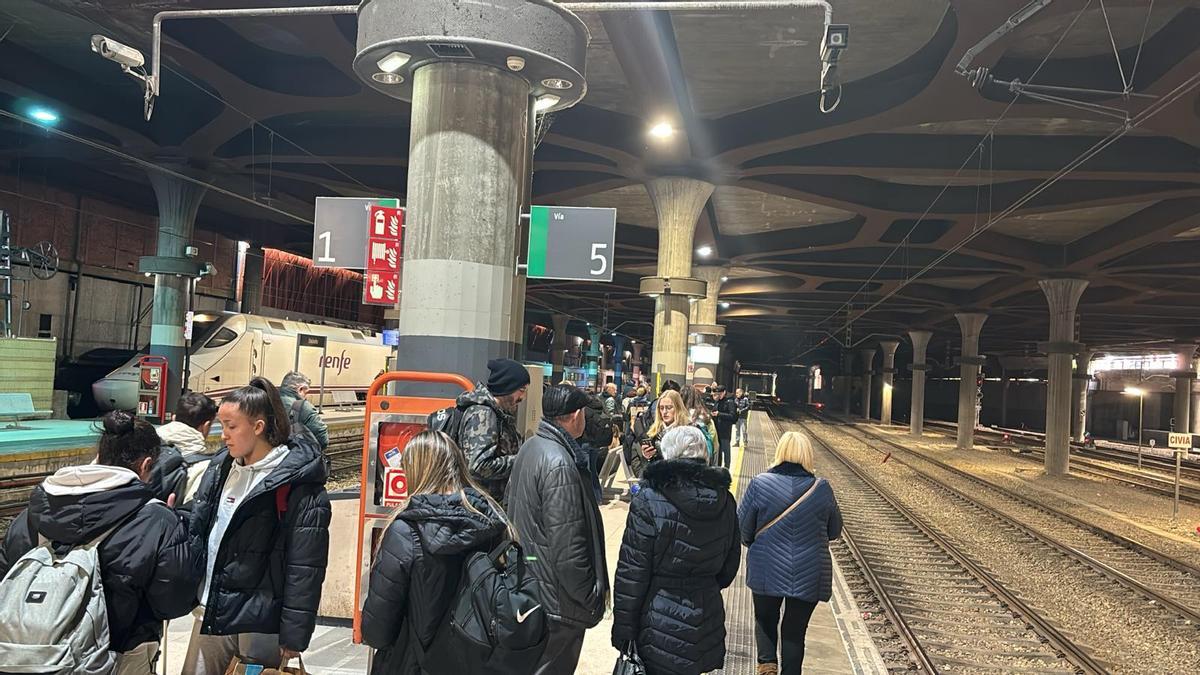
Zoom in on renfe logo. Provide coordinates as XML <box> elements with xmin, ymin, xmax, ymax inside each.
<box><xmin>319</xmin><ymin>350</ymin><xmax>352</xmax><ymax>375</ymax></box>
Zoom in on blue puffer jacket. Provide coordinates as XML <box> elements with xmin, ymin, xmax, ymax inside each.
<box><xmin>737</xmin><ymin>462</ymin><xmax>842</xmax><ymax>601</ymax></box>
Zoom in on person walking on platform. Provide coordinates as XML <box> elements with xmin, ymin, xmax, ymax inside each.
<box><xmin>632</xmin><ymin>389</ymin><xmax>690</xmax><ymax>477</ymax></box>
<box><xmin>183</xmin><ymin>377</ymin><xmax>332</xmax><ymax>674</ymax></box>
<box><xmin>737</xmin><ymin>431</ymin><xmax>843</xmax><ymax>675</ymax></box>
<box><xmin>361</xmin><ymin>430</ymin><xmax>509</xmax><ymax>674</ymax></box>
<box><xmin>279</xmin><ymin>371</ymin><xmax>329</xmax><ymax>450</ymax></box>
<box><xmin>507</xmin><ymin>385</ymin><xmax>609</xmax><ymax>675</ymax></box>
<box><xmin>0</xmin><ymin>412</ymin><xmax>194</xmax><ymax>674</ymax></box>
<box><xmin>148</xmin><ymin>390</ymin><xmax>219</xmax><ymax>508</ymax></box>
<box><xmin>735</xmin><ymin>387</ymin><xmax>752</xmax><ymax>446</ymax></box>
<box><xmin>612</xmin><ymin>426</ymin><xmax>741</xmax><ymax>675</ymax></box>
<box><xmin>712</xmin><ymin>385</ymin><xmax>739</xmax><ymax>469</ymax></box>
<box><xmin>456</xmin><ymin>358</ymin><xmax>529</xmax><ymax>502</ymax></box>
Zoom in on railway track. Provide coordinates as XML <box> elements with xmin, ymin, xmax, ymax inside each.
<box><xmin>790</xmin><ymin>415</ymin><xmax>1103</xmax><ymax>673</ymax></box>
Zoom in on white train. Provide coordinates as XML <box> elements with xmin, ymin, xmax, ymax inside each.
<box><xmin>93</xmin><ymin>312</ymin><xmax>391</xmax><ymax>411</ymax></box>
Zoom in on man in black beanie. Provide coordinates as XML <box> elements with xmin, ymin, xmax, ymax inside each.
<box><xmin>455</xmin><ymin>358</ymin><xmax>530</xmax><ymax>501</ymax></box>
<box><xmin>507</xmin><ymin>385</ymin><xmax>609</xmax><ymax>674</ymax></box>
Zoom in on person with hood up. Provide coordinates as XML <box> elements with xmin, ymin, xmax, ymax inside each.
<box><xmin>361</xmin><ymin>430</ymin><xmax>509</xmax><ymax>673</ymax></box>
<box><xmin>456</xmin><ymin>358</ymin><xmax>529</xmax><ymax>501</ymax></box>
<box><xmin>0</xmin><ymin>411</ymin><xmax>194</xmax><ymax>673</ymax></box>
<box><xmin>182</xmin><ymin>377</ymin><xmax>332</xmax><ymax>674</ymax></box>
<box><xmin>612</xmin><ymin>425</ymin><xmax>740</xmax><ymax>675</ymax></box>
<box><xmin>507</xmin><ymin>384</ymin><xmax>609</xmax><ymax>675</ymax></box>
<box><xmin>147</xmin><ymin>390</ymin><xmax>218</xmax><ymax>508</ymax></box>
<box><xmin>738</xmin><ymin>431</ymin><xmax>842</xmax><ymax>675</ymax></box>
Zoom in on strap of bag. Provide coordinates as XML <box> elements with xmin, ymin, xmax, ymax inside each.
<box><xmin>755</xmin><ymin>478</ymin><xmax>823</xmax><ymax>538</ymax></box>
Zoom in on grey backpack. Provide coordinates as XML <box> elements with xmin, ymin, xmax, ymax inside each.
<box><xmin>0</xmin><ymin>508</ymin><xmax>147</xmax><ymax>674</ymax></box>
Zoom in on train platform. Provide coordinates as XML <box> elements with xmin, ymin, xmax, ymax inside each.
<box><xmin>158</xmin><ymin>411</ymin><xmax>887</xmax><ymax>674</ymax></box>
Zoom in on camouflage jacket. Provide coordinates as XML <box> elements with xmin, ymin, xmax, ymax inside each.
<box><xmin>456</xmin><ymin>384</ymin><xmax>523</xmax><ymax>502</ymax></box>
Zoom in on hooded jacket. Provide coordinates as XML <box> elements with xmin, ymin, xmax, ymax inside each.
<box><xmin>612</xmin><ymin>459</ymin><xmax>741</xmax><ymax>675</ymax></box>
<box><xmin>738</xmin><ymin>462</ymin><xmax>842</xmax><ymax>601</ymax></box>
<box><xmin>155</xmin><ymin>421</ymin><xmax>216</xmax><ymax>504</ymax></box>
<box><xmin>507</xmin><ymin>419</ymin><xmax>608</xmax><ymax>629</ymax></box>
<box><xmin>455</xmin><ymin>385</ymin><xmax>522</xmax><ymax>501</ymax></box>
<box><xmin>361</xmin><ymin>490</ymin><xmax>507</xmax><ymax>674</ymax></box>
<box><xmin>0</xmin><ymin>465</ymin><xmax>195</xmax><ymax>653</ymax></box>
<box><xmin>188</xmin><ymin>436</ymin><xmax>331</xmax><ymax>651</ymax></box>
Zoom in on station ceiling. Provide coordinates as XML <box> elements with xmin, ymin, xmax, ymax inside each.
<box><xmin>1</xmin><ymin>1</ymin><xmax>1199</xmax><ymax>366</ymax></box>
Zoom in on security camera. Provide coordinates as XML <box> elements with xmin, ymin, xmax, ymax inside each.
<box><xmin>90</xmin><ymin>35</ymin><xmax>145</xmax><ymax>69</ymax></box>
<box><xmin>821</xmin><ymin>24</ymin><xmax>849</xmax><ymax>64</ymax></box>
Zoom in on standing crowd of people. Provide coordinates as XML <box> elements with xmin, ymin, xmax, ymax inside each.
<box><xmin>0</xmin><ymin>359</ymin><xmax>841</xmax><ymax>675</ymax></box>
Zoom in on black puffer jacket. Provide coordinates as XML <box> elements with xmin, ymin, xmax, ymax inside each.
<box><xmin>507</xmin><ymin>420</ymin><xmax>609</xmax><ymax>629</ymax></box>
<box><xmin>612</xmin><ymin>459</ymin><xmax>740</xmax><ymax>675</ymax></box>
<box><xmin>456</xmin><ymin>385</ymin><xmax>523</xmax><ymax>501</ymax></box>
<box><xmin>146</xmin><ymin>444</ymin><xmax>187</xmax><ymax>506</ymax></box>
<box><xmin>361</xmin><ymin>489</ymin><xmax>507</xmax><ymax>674</ymax></box>
<box><xmin>189</xmin><ymin>436</ymin><xmax>331</xmax><ymax>651</ymax></box>
<box><xmin>713</xmin><ymin>396</ymin><xmax>738</xmax><ymax>438</ymax></box>
<box><xmin>0</xmin><ymin>465</ymin><xmax>195</xmax><ymax>653</ymax></box>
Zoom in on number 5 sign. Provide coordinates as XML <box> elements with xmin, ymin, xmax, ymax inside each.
<box><xmin>526</xmin><ymin>205</ymin><xmax>616</xmax><ymax>282</ymax></box>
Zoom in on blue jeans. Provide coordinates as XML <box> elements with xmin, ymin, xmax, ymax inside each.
<box><xmin>736</xmin><ymin>418</ymin><xmax>748</xmax><ymax>444</ymax></box>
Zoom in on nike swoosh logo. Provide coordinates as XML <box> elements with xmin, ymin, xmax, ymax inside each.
<box><xmin>516</xmin><ymin>605</ymin><xmax>541</xmax><ymax>623</ymax></box>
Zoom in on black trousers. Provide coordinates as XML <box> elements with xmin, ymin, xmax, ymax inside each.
<box><xmin>534</xmin><ymin>621</ymin><xmax>585</xmax><ymax>675</ymax></box>
<box><xmin>753</xmin><ymin>593</ymin><xmax>818</xmax><ymax>674</ymax></box>
<box><xmin>717</xmin><ymin>432</ymin><xmax>732</xmax><ymax>468</ymax></box>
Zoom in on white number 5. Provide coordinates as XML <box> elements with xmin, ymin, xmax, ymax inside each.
<box><xmin>590</xmin><ymin>243</ymin><xmax>608</xmax><ymax>276</ymax></box>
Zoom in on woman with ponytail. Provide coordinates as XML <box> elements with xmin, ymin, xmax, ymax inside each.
<box><xmin>361</xmin><ymin>430</ymin><xmax>509</xmax><ymax>673</ymax></box>
<box><xmin>182</xmin><ymin>377</ymin><xmax>332</xmax><ymax>673</ymax></box>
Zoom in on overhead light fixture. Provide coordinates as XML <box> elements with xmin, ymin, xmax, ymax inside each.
<box><xmin>1123</xmin><ymin>387</ymin><xmax>1144</xmax><ymax>396</ymax></box>
<box><xmin>28</xmin><ymin>107</ymin><xmax>59</xmax><ymax>125</ymax></box>
<box><xmin>696</xmin><ymin>245</ymin><xmax>713</xmax><ymax>257</ymax></box>
<box><xmin>720</xmin><ymin>275</ymin><xmax>729</xmax><ymax>282</ymax></box>
<box><xmin>610</xmin><ymin>332</ymin><xmax>617</xmax><ymax>337</ymax></box>
<box><xmin>541</xmin><ymin>77</ymin><xmax>573</xmax><ymax>90</ymax></box>
<box><xmin>649</xmin><ymin>121</ymin><xmax>674</xmax><ymax>139</ymax></box>
<box><xmin>372</xmin><ymin>72</ymin><xmax>404</xmax><ymax>85</ymax></box>
<box><xmin>534</xmin><ymin>94</ymin><xmax>560</xmax><ymax>112</ymax></box>
<box><xmin>506</xmin><ymin>56</ymin><xmax>526</xmax><ymax>71</ymax></box>
<box><xmin>376</xmin><ymin>51</ymin><xmax>411</xmax><ymax>73</ymax></box>
<box><xmin>720</xmin><ymin>301</ymin><xmax>731</xmax><ymax>309</ymax></box>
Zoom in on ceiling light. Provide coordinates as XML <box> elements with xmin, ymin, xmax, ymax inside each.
<box><xmin>28</xmin><ymin>107</ymin><xmax>59</xmax><ymax>124</ymax></box>
<box><xmin>534</xmin><ymin>94</ymin><xmax>560</xmax><ymax>112</ymax></box>
<box><xmin>649</xmin><ymin>121</ymin><xmax>674</xmax><ymax>139</ymax></box>
<box><xmin>372</xmin><ymin>72</ymin><xmax>404</xmax><ymax>85</ymax></box>
<box><xmin>696</xmin><ymin>245</ymin><xmax>713</xmax><ymax>257</ymax></box>
<box><xmin>376</xmin><ymin>51</ymin><xmax>411</xmax><ymax>73</ymax></box>
<box><xmin>610</xmin><ymin>332</ymin><xmax>617</xmax><ymax>337</ymax></box>
<box><xmin>720</xmin><ymin>301</ymin><xmax>731</xmax><ymax>309</ymax></box>
<box><xmin>506</xmin><ymin>56</ymin><xmax>526</xmax><ymax>71</ymax></box>
<box><xmin>541</xmin><ymin>77</ymin><xmax>573</xmax><ymax>90</ymax></box>
<box><xmin>720</xmin><ymin>275</ymin><xmax>729</xmax><ymax>282</ymax></box>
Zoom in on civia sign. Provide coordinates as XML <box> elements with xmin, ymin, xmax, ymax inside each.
<box><xmin>319</xmin><ymin>350</ymin><xmax>352</xmax><ymax>376</ymax></box>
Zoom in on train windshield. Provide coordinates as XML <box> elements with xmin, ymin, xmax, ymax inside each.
<box><xmin>190</xmin><ymin>314</ymin><xmax>231</xmax><ymax>350</ymax></box>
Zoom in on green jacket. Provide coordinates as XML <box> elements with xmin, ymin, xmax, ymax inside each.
<box><xmin>280</xmin><ymin>386</ymin><xmax>329</xmax><ymax>450</ymax></box>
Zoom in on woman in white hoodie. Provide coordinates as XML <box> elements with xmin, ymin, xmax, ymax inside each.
<box><xmin>182</xmin><ymin>377</ymin><xmax>331</xmax><ymax>674</ymax></box>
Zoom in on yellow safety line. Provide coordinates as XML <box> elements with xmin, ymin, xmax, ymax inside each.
<box><xmin>730</xmin><ymin>436</ymin><xmax>748</xmax><ymax>498</ymax></box>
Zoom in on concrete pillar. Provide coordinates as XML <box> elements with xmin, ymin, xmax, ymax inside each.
<box><xmin>878</xmin><ymin>340</ymin><xmax>901</xmax><ymax>425</ymax></box>
<box><xmin>1000</xmin><ymin>368</ymin><xmax>1010</xmax><ymax>428</ymax></box>
<box><xmin>689</xmin><ymin>265</ymin><xmax>727</xmax><ymax>345</ymax></box>
<box><xmin>611</xmin><ymin>334</ymin><xmax>627</xmax><ymax>388</ymax></box>
<box><xmin>1071</xmin><ymin>349</ymin><xmax>1094</xmax><ymax>442</ymax></box>
<box><xmin>240</xmin><ymin>245</ymin><xmax>264</xmax><ymax>315</ymax></box>
<box><xmin>509</xmin><ymin>275</ymin><xmax>527</xmax><ymax>361</ymax></box>
<box><xmin>645</xmin><ymin>177</ymin><xmax>714</xmax><ymax>387</ymax></box>
<box><xmin>954</xmin><ymin>313</ymin><xmax>988</xmax><ymax>450</ymax></box>
<box><xmin>859</xmin><ymin>348</ymin><xmax>875</xmax><ymax>421</ymax></box>
<box><xmin>586</xmin><ymin>323</ymin><xmax>601</xmax><ymax>389</ymax></box>
<box><xmin>842</xmin><ymin>351</ymin><xmax>853</xmax><ymax>416</ymax></box>
<box><xmin>147</xmin><ymin>173</ymin><xmax>206</xmax><ymax>414</ymax></box>
<box><xmin>550</xmin><ymin>314</ymin><xmax>568</xmax><ymax>383</ymax></box>
<box><xmin>807</xmin><ymin>365</ymin><xmax>816</xmax><ymax>404</ymax></box>
<box><xmin>908</xmin><ymin>330</ymin><xmax>932</xmax><ymax>436</ymax></box>
<box><xmin>395</xmin><ymin>62</ymin><xmax>529</xmax><ymax>388</ymax></box>
<box><xmin>1039</xmin><ymin>279</ymin><xmax>1088</xmax><ymax>475</ymax></box>
<box><xmin>1172</xmin><ymin>344</ymin><xmax>1196</xmax><ymax>432</ymax></box>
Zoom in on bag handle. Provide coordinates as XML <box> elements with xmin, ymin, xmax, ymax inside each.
<box><xmin>755</xmin><ymin>478</ymin><xmax>823</xmax><ymax>538</ymax></box>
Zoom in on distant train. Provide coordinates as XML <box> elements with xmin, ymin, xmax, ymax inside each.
<box><xmin>93</xmin><ymin>312</ymin><xmax>391</xmax><ymax>411</ymax></box>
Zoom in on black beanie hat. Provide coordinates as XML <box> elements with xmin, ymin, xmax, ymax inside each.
<box><xmin>487</xmin><ymin>358</ymin><xmax>530</xmax><ymax>396</ymax></box>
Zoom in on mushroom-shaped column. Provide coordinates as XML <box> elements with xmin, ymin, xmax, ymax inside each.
<box><xmin>1172</xmin><ymin>344</ymin><xmax>1196</xmax><ymax>433</ymax></box>
<box><xmin>908</xmin><ymin>330</ymin><xmax>933</xmax><ymax>436</ymax></box>
<box><xmin>954</xmin><ymin>313</ymin><xmax>988</xmax><ymax>450</ymax></box>
<box><xmin>1071</xmin><ymin>349</ymin><xmax>1094</xmax><ymax>442</ymax></box>
<box><xmin>859</xmin><ymin>348</ymin><xmax>876</xmax><ymax>421</ymax></box>
<box><xmin>689</xmin><ymin>266</ymin><xmax>727</xmax><ymax>386</ymax></box>
<box><xmin>878</xmin><ymin>340</ymin><xmax>901</xmax><ymax>425</ymax></box>
<box><xmin>842</xmin><ymin>351</ymin><xmax>853</xmax><ymax>416</ymax></box>
<box><xmin>550</xmin><ymin>314</ymin><xmax>569</xmax><ymax>383</ymax></box>
<box><xmin>1039</xmin><ymin>278</ymin><xmax>1088</xmax><ymax>475</ymax></box>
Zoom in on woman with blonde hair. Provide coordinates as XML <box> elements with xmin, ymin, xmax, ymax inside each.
<box><xmin>633</xmin><ymin>389</ymin><xmax>691</xmax><ymax>475</ymax></box>
<box><xmin>361</xmin><ymin>430</ymin><xmax>509</xmax><ymax>673</ymax></box>
<box><xmin>737</xmin><ymin>430</ymin><xmax>842</xmax><ymax>675</ymax></box>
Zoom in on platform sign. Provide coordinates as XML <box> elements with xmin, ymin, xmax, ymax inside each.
<box><xmin>527</xmin><ymin>205</ymin><xmax>616</xmax><ymax>282</ymax></box>
<box><xmin>1169</xmin><ymin>432</ymin><xmax>1191</xmax><ymax>449</ymax></box>
<box><xmin>362</xmin><ymin>205</ymin><xmax>403</xmax><ymax>306</ymax></box>
<box><xmin>312</xmin><ymin>197</ymin><xmax>400</xmax><ymax>269</ymax></box>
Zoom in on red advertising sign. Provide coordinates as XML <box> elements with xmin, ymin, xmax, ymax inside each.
<box><xmin>383</xmin><ymin>467</ymin><xmax>408</xmax><ymax>506</ymax></box>
<box><xmin>362</xmin><ymin>205</ymin><xmax>404</xmax><ymax>306</ymax></box>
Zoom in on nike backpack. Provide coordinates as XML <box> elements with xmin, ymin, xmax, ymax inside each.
<box><xmin>414</xmin><ymin>532</ymin><xmax>548</xmax><ymax>674</ymax></box>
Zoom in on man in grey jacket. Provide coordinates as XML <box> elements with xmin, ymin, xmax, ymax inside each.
<box><xmin>507</xmin><ymin>384</ymin><xmax>609</xmax><ymax>675</ymax></box>
<box><xmin>279</xmin><ymin>372</ymin><xmax>329</xmax><ymax>450</ymax></box>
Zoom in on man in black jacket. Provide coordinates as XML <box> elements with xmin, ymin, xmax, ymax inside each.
<box><xmin>456</xmin><ymin>358</ymin><xmax>529</xmax><ymax>501</ymax></box>
<box><xmin>712</xmin><ymin>385</ymin><xmax>739</xmax><ymax>468</ymax></box>
<box><xmin>507</xmin><ymin>385</ymin><xmax>609</xmax><ymax>675</ymax></box>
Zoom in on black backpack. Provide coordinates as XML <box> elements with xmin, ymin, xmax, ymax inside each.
<box><xmin>415</xmin><ymin>535</ymin><xmax>548</xmax><ymax>674</ymax></box>
<box><xmin>426</xmin><ymin>405</ymin><xmax>466</xmax><ymax>442</ymax></box>
<box><xmin>288</xmin><ymin>398</ymin><xmax>319</xmax><ymax>446</ymax></box>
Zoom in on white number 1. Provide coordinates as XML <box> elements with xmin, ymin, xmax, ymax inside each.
<box><xmin>317</xmin><ymin>231</ymin><xmax>335</xmax><ymax>263</ymax></box>
<box><xmin>590</xmin><ymin>243</ymin><xmax>608</xmax><ymax>276</ymax></box>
